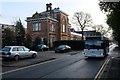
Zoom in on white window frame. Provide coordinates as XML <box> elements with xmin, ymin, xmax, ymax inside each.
<box><xmin>32</xmin><ymin>23</ymin><xmax>41</xmax><ymax>31</ymax></box>
<box><xmin>51</xmin><ymin>23</ymin><xmax>55</xmax><ymax>32</ymax></box>
<box><xmin>62</xmin><ymin>23</ymin><xmax>66</xmax><ymax>32</ymax></box>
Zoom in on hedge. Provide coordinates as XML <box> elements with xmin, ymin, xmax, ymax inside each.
<box><xmin>53</xmin><ymin>40</ymin><xmax>85</xmax><ymax>50</ymax></box>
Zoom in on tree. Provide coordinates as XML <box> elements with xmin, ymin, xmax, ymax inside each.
<box><xmin>72</xmin><ymin>11</ymin><xmax>92</xmax><ymax>40</ymax></box>
<box><xmin>92</xmin><ymin>24</ymin><xmax>112</xmax><ymax>36</ymax></box>
<box><xmin>24</xmin><ymin>34</ymin><xmax>32</xmax><ymax>49</ymax></box>
<box><xmin>2</xmin><ymin>28</ymin><xmax>16</xmax><ymax>47</ymax></box>
<box><xmin>99</xmin><ymin>2</ymin><xmax>120</xmax><ymax>46</ymax></box>
<box><xmin>32</xmin><ymin>36</ymin><xmax>41</xmax><ymax>50</ymax></box>
<box><xmin>15</xmin><ymin>19</ymin><xmax>25</xmax><ymax>46</ymax></box>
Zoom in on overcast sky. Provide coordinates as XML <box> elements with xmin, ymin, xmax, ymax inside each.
<box><xmin>0</xmin><ymin>0</ymin><xmax>108</xmax><ymax>29</ymax></box>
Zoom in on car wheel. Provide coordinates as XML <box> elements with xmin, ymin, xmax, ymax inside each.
<box><xmin>32</xmin><ymin>53</ymin><xmax>36</xmax><ymax>58</ymax></box>
<box><xmin>55</xmin><ymin>50</ymin><xmax>58</xmax><ymax>53</ymax></box>
<box><xmin>14</xmin><ymin>55</ymin><xmax>19</xmax><ymax>61</ymax></box>
<box><xmin>63</xmin><ymin>50</ymin><xmax>66</xmax><ymax>53</ymax></box>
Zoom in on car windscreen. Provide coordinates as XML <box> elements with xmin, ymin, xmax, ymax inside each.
<box><xmin>38</xmin><ymin>45</ymin><xmax>47</xmax><ymax>48</ymax></box>
<box><xmin>58</xmin><ymin>45</ymin><xmax>65</xmax><ymax>48</ymax></box>
<box><xmin>24</xmin><ymin>47</ymin><xmax>30</xmax><ymax>51</ymax></box>
<box><xmin>85</xmin><ymin>44</ymin><xmax>102</xmax><ymax>49</ymax></box>
<box><xmin>2</xmin><ymin>47</ymin><xmax>11</xmax><ymax>51</ymax></box>
<box><xmin>85</xmin><ymin>40</ymin><xmax>103</xmax><ymax>49</ymax></box>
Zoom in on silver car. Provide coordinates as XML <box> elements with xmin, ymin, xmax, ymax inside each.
<box><xmin>2</xmin><ymin>46</ymin><xmax>37</xmax><ymax>61</ymax></box>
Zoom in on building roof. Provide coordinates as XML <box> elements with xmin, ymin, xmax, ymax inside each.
<box><xmin>43</xmin><ymin>8</ymin><xmax>69</xmax><ymax>16</ymax></box>
<box><xmin>26</xmin><ymin>17</ymin><xmax>58</xmax><ymax>22</ymax></box>
<box><xmin>0</xmin><ymin>23</ymin><xmax>14</xmax><ymax>27</ymax></box>
<box><xmin>26</xmin><ymin>3</ymin><xmax>69</xmax><ymax>20</ymax></box>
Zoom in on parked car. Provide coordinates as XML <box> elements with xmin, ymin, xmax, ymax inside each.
<box><xmin>1</xmin><ymin>46</ymin><xmax>37</xmax><ymax>61</ymax></box>
<box><xmin>37</xmin><ymin>44</ymin><xmax>49</xmax><ymax>51</ymax></box>
<box><xmin>55</xmin><ymin>45</ymin><xmax>71</xmax><ymax>53</ymax></box>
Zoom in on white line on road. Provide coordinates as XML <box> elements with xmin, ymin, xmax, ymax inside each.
<box><xmin>94</xmin><ymin>44</ymin><xmax>117</xmax><ymax>80</ymax></box>
<box><xmin>94</xmin><ymin>58</ymin><xmax>110</xmax><ymax>80</ymax></box>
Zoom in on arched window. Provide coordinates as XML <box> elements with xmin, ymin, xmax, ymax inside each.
<box><xmin>62</xmin><ymin>18</ymin><xmax>66</xmax><ymax>32</ymax></box>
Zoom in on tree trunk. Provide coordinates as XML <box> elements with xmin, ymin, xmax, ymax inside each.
<box><xmin>81</xmin><ymin>28</ymin><xmax>84</xmax><ymax>40</ymax></box>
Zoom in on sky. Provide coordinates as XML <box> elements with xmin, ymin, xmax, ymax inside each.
<box><xmin>0</xmin><ymin>0</ymin><xmax>108</xmax><ymax>30</ymax></box>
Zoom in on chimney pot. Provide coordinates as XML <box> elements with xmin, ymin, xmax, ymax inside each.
<box><xmin>57</xmin><ymin>7</ymin><xmax>60</xmax><ymax>9</ymax></box>
<box><xmin>46</xmin><ymin>3</ymin><xmax>52</xmax><ymax>11</ymax></box>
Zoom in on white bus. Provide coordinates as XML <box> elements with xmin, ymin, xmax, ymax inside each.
<box><xmin>84</xmin><ymin>36</ymin><xmax>109</xmax><ymax>58</ymax></box>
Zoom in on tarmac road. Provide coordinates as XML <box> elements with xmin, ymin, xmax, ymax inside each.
<box><xmin>1</xmin><ymin>50</ymin><xmax>107</xmax><ymax>79</ymax></box>
<box><xmin>1</xmin><ymin>44</ymin><xmax>118</xmax><ymax>79</ymax></box>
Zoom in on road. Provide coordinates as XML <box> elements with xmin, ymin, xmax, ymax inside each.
<box><xmin>1</xmin><ymin>44</ymin><xmax>117</xmax><ymax>79</ymax></box>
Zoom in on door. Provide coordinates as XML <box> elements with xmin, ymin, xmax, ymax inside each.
<box><xmin>17</xmin><ymin>47</ymin><xmax>26</xmax><ymax>58</ymax></box>
<box><xmin>23</xmin><ymin>47</ymin><xmax>32</xmax><ymax>57</ymax></box>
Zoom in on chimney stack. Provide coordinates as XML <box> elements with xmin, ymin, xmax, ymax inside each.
<box><xmin>46</xmin><ymin>3</ymin><xmax>52</xmax><ymax>11</ymax></box>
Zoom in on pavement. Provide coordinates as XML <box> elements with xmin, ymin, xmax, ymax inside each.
<box><xmin>97</xmin><ymin>46</ymin><xmax>120</xmax><ymax>80</ymax></box>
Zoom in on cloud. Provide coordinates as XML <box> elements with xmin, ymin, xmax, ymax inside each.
<box><xmin>0</xmin><ymin>0</ymin><xmax>88</xmax><ymax>3</ymax></box>
<box><xmin>0</xmin><ymin>0</ymin><xmax>41</xmax><ymax>2</ymax></box>
<box><xmin>1</xmin><ymin>0</ymin><xmax>107</xmax><ymax>27</ymax></box>
<box><xmin>102</xmin><ymin>0</ymin><xmax>120</xmax><ymax>2</ymax></box>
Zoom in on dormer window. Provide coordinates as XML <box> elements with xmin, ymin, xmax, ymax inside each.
<box><xmin>54</xmin><ymin>14</ymin><xmax>57</xmax><ymax>19</ymax></box>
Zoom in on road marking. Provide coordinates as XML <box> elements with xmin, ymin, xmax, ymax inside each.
<box><xmin>94</xmin><ymin>58</ymin><xmax>110</xmax><ymax>80</ymax></box>
<box><xmin>0</xmin><ymin>59</ymin><xmax>56</xmax><ymax>75</ymax></box>
<box><xmin>94</xmin><ymin>44</ymin><xmax>117</xmax><ymax>79</ymax></box>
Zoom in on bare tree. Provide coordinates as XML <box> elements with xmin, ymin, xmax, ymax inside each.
<box><xmin>92</xmin><ymin>24</ymin><xmax>112</xmax><ymax>36</ymax></box>
<box><xmin>72</xmin><ymin>11</ymin><xmax>92</xmax><ymax>40</ymax></box>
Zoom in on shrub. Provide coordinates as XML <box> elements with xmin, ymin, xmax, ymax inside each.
<box><xmin>53</xmin><ymin>40</ymin><xmax>85</xmax><ymax>50</ymax></box>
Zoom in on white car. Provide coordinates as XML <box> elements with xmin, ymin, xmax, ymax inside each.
<box><xmin>2</xmin><ymin>46</ymin><xmax>37</xmax><ymax>61</ymax></box>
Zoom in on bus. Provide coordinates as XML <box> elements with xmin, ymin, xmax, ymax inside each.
<box><xmin>84</xmin><ymin>36</ymin><xmax>109</xmax><ymax>58</ymax></box>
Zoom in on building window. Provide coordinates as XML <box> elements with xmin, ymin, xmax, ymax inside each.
<box><xmin>62</xmin><ymin>19</ymin><xmax>66</xmax><ymax>32</ymax></box>
<box><xmin>62</xmin><ymin>36</ymin><xmax>67</xmax><ymax>40</ymax></box>
<box><xmin>62</xmin><ymin>24</ymin><xmax>66</xmax><ymax>32</ymax></box>
<box><xmin>52</xmin><ymin>36</ymin><xmax>56</xmax><ymax>42</ymax></box>
<box><xmin>51</xmin><ymin>23</ymin><xmax>55</xmax><ymax>32</ymax></box>
<box><xmin>54</xmin><ymin>14</ymin><xmax>57</xmax><ymax>19</ymax></box>
<box><xmin>33</xmin><ymin>23</ymin><xmax>41</xmax><ymax>31</ymax></box>
<box><xmin>50</xmin><ymin>35</ymin><xmax>56</xmax><ymax>44</ymax></box>
<box><xmin>49</xmin><ymin>35</ymin><xmax>56</xmax><ymax>47</ymax></box>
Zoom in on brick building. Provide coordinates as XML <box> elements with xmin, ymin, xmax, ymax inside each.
<box><xmin>26</xmin><ymin>3</ymin><xmax>71</xmax><ymax>47</ymax></box>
